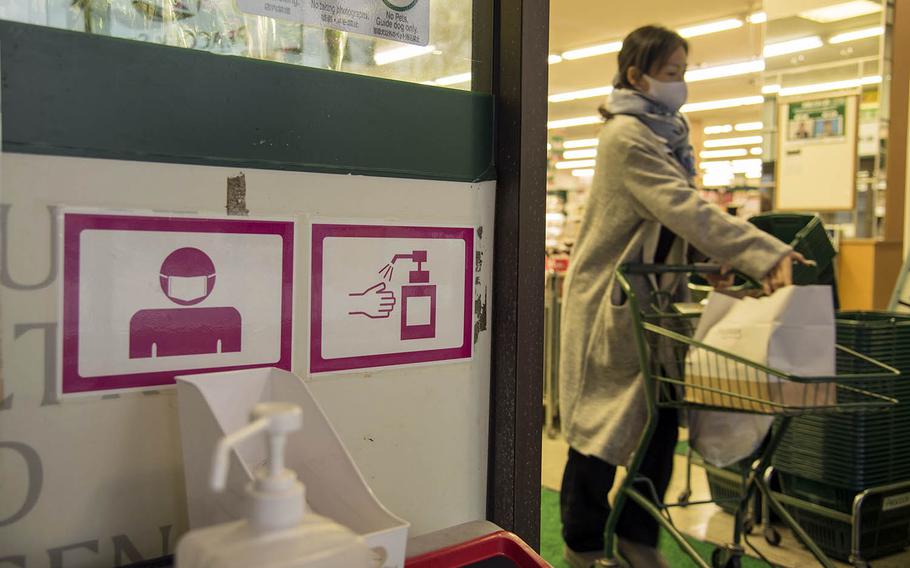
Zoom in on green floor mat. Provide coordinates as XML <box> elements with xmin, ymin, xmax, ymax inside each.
<box><xmin>540</xmin><ymin>488</ymin><xmax>763</xmax><ymax>567</ymax></box>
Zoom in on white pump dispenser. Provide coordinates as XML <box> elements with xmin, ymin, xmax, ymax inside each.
<box><xmin>176</xmin><ymin>402</ymin><xmax>373</xmax><ymax>568</ymax></box>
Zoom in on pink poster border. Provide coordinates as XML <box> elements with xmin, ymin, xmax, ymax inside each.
<box><xmin>62</xmin><ymin>213</ymin><xmax>295</xmax><ymax>395</ymax></box>
<box><xmin>310</xmin><ymin>223</ymin><xmax>474</xmax><ymax>374</ymax></box>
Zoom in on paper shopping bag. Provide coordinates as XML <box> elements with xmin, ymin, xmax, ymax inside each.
<box><xmin>686</xmin><ymin>286</ymin><xmax>836</xmax><ymax>466</ymax></box>
<box><xmin>685</xmin><ymin>285</ymin><xmax>837</xmax><ymax>411</ymax></box>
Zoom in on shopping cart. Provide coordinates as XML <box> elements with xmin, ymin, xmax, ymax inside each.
<box><xmin>601</xmin><ymin>264</ymin><xmax>901</xmax><ymax>568</ymax></box>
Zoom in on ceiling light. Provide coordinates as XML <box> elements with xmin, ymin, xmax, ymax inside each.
<box><xmin>763</xmin><ymin>36</ymin><xmax>824</xmax><ymax>58</ymax></box>
<box><xmin>374</xmin><ymin>44</ymin><xmax>436</xmax><ymax>65</ymax></box>
<box><xmin>685</xmin><ymin>59</ymin><xmax>766</xmax><ymax>83</ymax></box>
<box><xmin>548</xmin><ymin>54</ymin><xmax>563</xmax><ymax>64</ymax></box>
<box><xmin>778</xmin><ymin>75</ymin><xmax>881</xmax><ymax>97</ymax></box>
<box><xmin>731</xmin><ymin>158</ymin><xmax>763</xmax><ymax>172</ymax></box>
<box><xmin>563</xmin><ymin>148</ymin><xmax>597</xmax><ymax>160</ymax></box>
<box><xmin>748</xmin><ymin>12</ymin><xmax>768</xmax><ymax>24</ymax></box>
<box><xmin>564</xmin><ymin>138</ymin><xmax>599</xmax><ymax>149</ymax></box>
<box><xmin>700</xmin><ymin>160</ymin><xmax>733</xmax><ymax>170</ymax></box>
<box><xmin>547</xmin><ymin>115</ymin><xmax>601</xmax><ymax>129</ymax></box>
<box><xmin>762</xmin><ymin>84</ymin><xmax>781</xmax><ymax>94</ymax></box>
<box><xmin>548</xmin><ymin>66</ymin><xmax>766</xmax><ymax>101</ymax></box>
<box><xmin>705</xmin><ymin>124</ymin><xmax>734</xmax><ymax>135</ymax></box>
<box><xmin>701</xmin><ymin>159</ymin><xmax>762</xmax><ymax>173</ymax></box>
<box><xmin>703</xmin><ymin>172</ymin><xmax>734</xmax><ymax>187</ymax></box>
<box><xmin>682</xmin><ymin>96</ymin><xmax>765</xmax><ymax>113</ymax></box>
<box><xmin>572</xmin><ymin>169</ymin><xmax>596</xmax><ymax>178</ymax></box>
<box><xmin>799</xmin><ymin>1</ymin><xmax>881</xmax><ymax>23</ymax></box>
<box><xmin>750</xmin><ymin>147</ymin><xmax>764</xmax><ymax>156</ymax></box>
<box><xmin>548</xmin><ymin>85</ymin><xmax>614</xmax><ymax>103</ymax></box>
<box><xmin>735</xmin><ymin>121</ymin><xmax>763</xmax><ymax>132</ymax></box>
<box><xmin>704</xmin><ymin>135</ymin><xmax>763</xmax><ymax>148</ymax></box>
<box><xmin>553</xmin><ymin>95</ymin><xmax>766</xmax><ymax>124</ymax></box>
<box><xmin>561</xmin><ymin>41</ymin><xmax>623</xmax><ymax>61</ymax></box>
<box><xmin>678</xmin><ymin>18</ymin><xmax>743</xmax><ymax>38</ymax></box>
<box><xmin>700</xmin><ymin>149</ymin><xmax>749</xmax><ymax>159</ymax></box>
<box><xmin>558</xmin><ymin>15</ymin><xmax>760</xmax><ymax>64</ymax></box>
<box><xmin>555</xmin><ymin>159</ymin><xmax>597</xmax><ymax>170</ymax></box>
<box><xmin>433</xmin><ymin>72</ymin><xmax>472</xmax><ymax>86</ymax></box>
<box><xmin>829</xmin><ymin>26</ymin><xmax>884</xmax><ymax>44</ymax></box>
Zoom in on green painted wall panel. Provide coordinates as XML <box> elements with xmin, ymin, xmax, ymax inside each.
<box><xmin>0</xmin><ymin>20</ymin><xmax>495</xmax><ymax>182</ymax></box>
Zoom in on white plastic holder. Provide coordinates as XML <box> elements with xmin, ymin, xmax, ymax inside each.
<box><xmin>176</xmin><ymin>368</ymin><xmax>409</xmax><ymax>568</ymax></box>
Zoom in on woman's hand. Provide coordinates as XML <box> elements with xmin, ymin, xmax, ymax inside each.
<box><xmin>705</xmin><ymin>266</ymin><xmax>734</xmax><ymax>290</ymax></box>
<box><xmin>762</xmin><ymin>252</ymin><xmax>812</xmax><ymax>295</ymax></box>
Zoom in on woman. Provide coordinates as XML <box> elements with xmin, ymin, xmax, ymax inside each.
<box><xmin>558</xmin><ymin>25</ymin><xmax>800</xmax><ymax>568</ymax></box>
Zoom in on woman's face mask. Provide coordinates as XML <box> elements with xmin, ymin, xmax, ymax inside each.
<box><xmin>644</xmin><ymin>74</ymin><xmax>688</xmax><ymax>112</ymax></box>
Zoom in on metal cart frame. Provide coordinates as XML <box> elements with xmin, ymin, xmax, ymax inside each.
<box><xmin>544</xmin><ymin>269</ymin><xmax>564</xmax><ymax>439</ymax></box>
<box><xmin>600</xmin><ymin>264</ymin><xmax>900</xmax><ymax>568</ymax></box>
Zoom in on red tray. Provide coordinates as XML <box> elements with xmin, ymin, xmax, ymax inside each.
<box><xmin>405</xmin><ymin>530</ymin><xmax>550</xmax><ymax>568</ymax></box>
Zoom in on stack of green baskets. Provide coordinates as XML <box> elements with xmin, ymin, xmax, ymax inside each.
<box><xmin>772</xmin><ymin>312</ymin><xmax>910</xmax><ymax>560</ymax></box>
<box><xmin>749</xmin><ymin>213</ymin><xmax>837</xmax><ymax>290</ymax></box>
<box><xmin>694</xmin><ymin>213</ymin><xmax>836</xmax><ymax>300</ymax></box>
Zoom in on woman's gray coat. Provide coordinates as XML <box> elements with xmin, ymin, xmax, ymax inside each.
<box><xmin>559</xmin><ymin>115</ymin><xmax>792</xmax><ymax>465</ymax></box>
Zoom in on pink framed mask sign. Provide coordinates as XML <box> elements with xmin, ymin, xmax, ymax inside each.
<box><xmin>310</xmin><ymin>222</ymin><xmax>474</xmax><ymax>374</ymax></box>
<box><xmin>60</xmin><ymin>211</ymin><xmax>294</xmax><ymax>396</ymax></box>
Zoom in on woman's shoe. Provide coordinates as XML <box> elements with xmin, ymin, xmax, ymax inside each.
<box><xmin>617</xmin><ymin>538</ymin><xmax>670</xmax><ymax>568</ymax></box>
<box><xmin>563</xmin><ymin>546</ymin><xmax>606</xmax><ymax>568</ymax></box>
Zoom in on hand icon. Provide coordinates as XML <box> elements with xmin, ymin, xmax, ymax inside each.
<box><xmin>348</xmin><ymin>282</ymin><xmax>397</xmax><ymax>319</ymax></box>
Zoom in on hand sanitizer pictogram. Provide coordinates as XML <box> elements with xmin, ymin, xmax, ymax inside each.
<box><xmin>348</xmin><ymin>249</ymin><xmax>438</xmax><ymax>341</ymax></box>
<box><xmin>399</xmin><ymin>250</ymin><xmax>436</xmax><ymax>340</ymax></box>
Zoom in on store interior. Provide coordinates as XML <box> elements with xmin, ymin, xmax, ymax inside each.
<box><xmin>543</xmin><ymin>1</ymin><xmax>910</xmax><ymax>567</ymax></box>
<box><xmin>546</xmin><ymin>1</ymin><xmax>893</xmax><ymax>261</ymax></box>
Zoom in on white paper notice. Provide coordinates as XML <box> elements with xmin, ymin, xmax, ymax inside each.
<box><xmin>236</xmin><ymin>0</ymin><xmax>304</xmax><ymax>20</ymax></box>
<box><xmin>236</xmin><ymin>0</ymin><xmax>430</xmax><ymax>46</ymax></box>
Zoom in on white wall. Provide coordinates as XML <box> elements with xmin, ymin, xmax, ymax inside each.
<box><xmin>0</xmin><ymin>153</ymin><xmax>495</xmax><ymax>567</ymax></box>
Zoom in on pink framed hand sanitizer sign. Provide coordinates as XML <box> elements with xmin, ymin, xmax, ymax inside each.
<box><xmin>309</xmin><ymin>223</ymin><xmax>474</xmax><ymax>374</ymax></box>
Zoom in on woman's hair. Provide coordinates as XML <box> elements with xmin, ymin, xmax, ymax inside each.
<box><xmin>599</xmin><ymin>25</ymin><xmax>688</xmax><ymax>120</ymax></box>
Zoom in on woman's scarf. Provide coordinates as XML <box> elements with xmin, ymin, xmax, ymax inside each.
<box><xmin>605</xmin><ymin>88</ymin><xmax>697</xmax><ymax>178</ymax></box>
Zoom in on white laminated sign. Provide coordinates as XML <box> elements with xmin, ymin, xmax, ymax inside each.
<box><xmin>59</xmin><ymin>211</ymin><xmax>295</xmax><ymax>396</ymax></box>
<box><xmin>309</xmin><ymin>222</ymin><xmax>474</xmax><ymax>374</ymax></box>
<box><xmin>237</xmin><ymin>0</ymin><xmax>430</xmax><ymax>46</ymax></box>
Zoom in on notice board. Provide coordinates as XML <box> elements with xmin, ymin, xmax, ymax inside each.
<box><xmin>776</xmin><ymin>94</ymin><xmax>858</xmax><ymax>211</ymax></box>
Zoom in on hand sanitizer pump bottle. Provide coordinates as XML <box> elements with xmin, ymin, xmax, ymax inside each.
<box><xmin>176</xmin><ymin>402</ymin><xmax>373</xmax><ymax>568</ymax></box>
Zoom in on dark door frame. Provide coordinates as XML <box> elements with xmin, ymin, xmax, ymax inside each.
<box><xmin>486</xmin><ymin>0</ymin><xmax>549</xmax><ymax>550</ymax></box>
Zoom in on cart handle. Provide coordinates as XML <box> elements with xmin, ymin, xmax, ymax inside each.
<box><xmin>620</xmin><ymin>263</ymin><xmax>723</xmax><ymax>276</ymax></box>
<box><xmin>619</xmin><ymin>263</ymin><xmax>763</xmax><ymax>293</ymax></box>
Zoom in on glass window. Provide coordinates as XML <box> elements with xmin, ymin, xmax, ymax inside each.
<box><xmin>0</xmin><ymin>0</ymin><xmax>480</xmax><ymax>90</ymax></box>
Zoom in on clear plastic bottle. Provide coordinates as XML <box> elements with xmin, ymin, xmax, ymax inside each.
<box><xmin>176</xmin><ymin>402</ymin><xmax>373</xmax><ymax>568</ymax></box>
